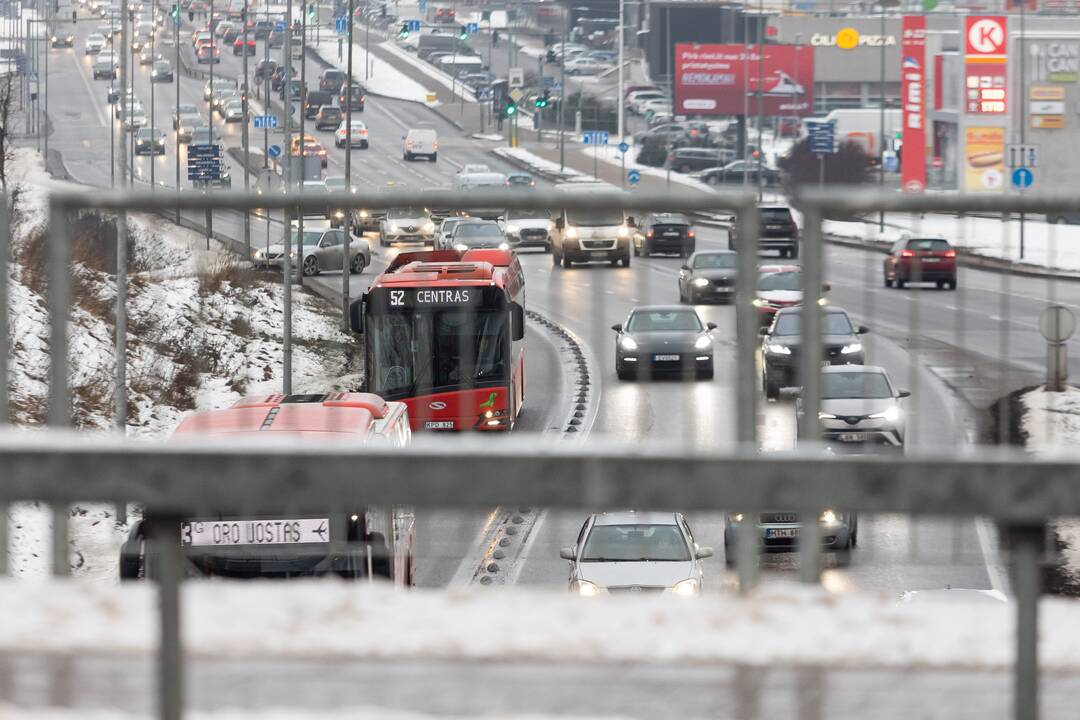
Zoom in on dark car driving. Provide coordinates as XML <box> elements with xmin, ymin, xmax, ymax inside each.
<box><xmin>760</xmin><ymin>306</ymin><xmax>868</xmax><ymax>400</ymax></box>
<box><xmin>633</xmin><ymin>212</ymin><xmax>695</xmax><ymax>257</ymax></box>
<box><xmin>304</xmin><ymin>90</ymin><xmax>333</xmax><ymax>119</ymax></box>
<box><xmin>692</xmin><ymin>160</ymin><xmax>779</xmax><ymax>187</ymax></box>
<box><xmin>612</xmin><ymin>306</ymin><xmax>716</xmax><ymax>381</ymax></box>
<box><xmin>883</xmin><ymin>236</ymin><xmax>957</xmax><ymax>290</ymax></box>
<box><xmin>730</xmin><ymin>205</ymin><xmax>799</xmax><ymax>259</ymax></box>
<box><xmin>449</xmin><ymin>219</ymin><xmax>506</xmax><ymax>250</ymax></box>
<box><xmin>678</xmin><ymin>250</ymin><xmax>737</xmax><ymax>304</ymax></box>
<box><xmin>319</xmin><ymin>68</ymin><xmax>346</xmax><ymax>92</ymax></box>
<box><xmin>668</xmin><ymin>147</ymin><xmax>736</xmax><ymax>174</ymax></box>
<box><xmin>314</xmin><ymin>105</ymin><xmax>343</xmax><ymax>131</ymax></box>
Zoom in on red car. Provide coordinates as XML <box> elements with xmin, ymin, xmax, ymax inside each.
<box><xmin>883</xmin><ymin>236</ymin><xmax>957</xmax><ymax>290</ymax></box>
<box><xmin>232</xmin><ymin>37</ymin><xmax>255</xmax><ymax>55</ymax></box>
<box><xmin>196</xmin><ymin>44</ymin><xmax>221</xmax><ymax>64</ymax></box>
<box><xmin>434</xmin><ymin>6</ymin><xmax>455</xmax><ymax>22</ymax></box>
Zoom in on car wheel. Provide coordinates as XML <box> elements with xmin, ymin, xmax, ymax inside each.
<box><xmin>616</xmin><ymin>364</ymin><xmax>632</xmax><ymax>381</ymax></box>
<box><xmin>789</xmin><ymin>245</ymin><xmax>799</xmax><ymax>259</ymax></box>
<box><xmin>834</xmin><ymin>544</ymin><xmax>853</xmax><ymax>567</ymax></box>
<box><xmin>947</xmin><ymin>279</ymin><xmax>957</xmax><ymax>290</ymax></box>
<box><xmin>895</xmin><ymin>277</ymin><xmax>906</xmax><ymax>289</ymax></box>
<box><xmin>403</xmin><ymin>152</ymin><xmax>411</xmax><ymax>161</ymax></box>
<box><xmin>884</xmin><ymin>275</ymin><xmax>893</xmax><ymax>288</ymax></box>
<box><xmin>632</xmin><ymin>242</ymin><xmax>639</xmax><ymax>257</ymax></box>
<box><xmin>679</xmin><ymin>164</ymin><xmax>692</xmax><ymax>174</ymax></box>
<box><xmin>562</xmin><ymin>256</ymin><xmax>572</xmax><ymax>268</ymax></box>
<box><xmin>350</xmin><ymin>254</ymin><xmax>366</xmax><ymax>274</ymax></box>
<box><xmin>431</xmin><ymin>153</ymin><xmax>437</xmax><ymax>162</ymax></box>
<box><xmin>935</xmin><ymin>280</ymin><xmax>944</xmax><ymax>289</ymax></box>
<box><xmin>621</xmin><ymin>254</ymin><xmax>631</xmax><ymax>268</ymax></box>
<box><xmin>678</xmin><ymin>284</ymin><xmax>686</xmax><ymax>303</ymax></box>
<box><xmin>764</xmin><ymin>377</ymin><xmax>780</xmax><ymax>401</ymax></box>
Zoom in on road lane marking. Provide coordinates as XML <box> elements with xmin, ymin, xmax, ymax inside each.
<box><xmin>72</xmin><ymin>51</ymin><xmax>108</xmax><ymax>126</ymax></box>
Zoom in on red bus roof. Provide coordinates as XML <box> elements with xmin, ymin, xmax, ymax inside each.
<box><xmin>375</xmin><ymin>249</ymin><xmax>522</xmax><ymax>293</ymax></box>
<box><xmin>173</xmin><ymin>393</ymin><xmax>393</xmax><ymax>440</ymax></box>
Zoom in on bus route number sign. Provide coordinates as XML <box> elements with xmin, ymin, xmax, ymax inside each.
<box><xmin>384</xmin><ymin>287</ymin><xmax>484</xmax><ymax>309</ymax></box>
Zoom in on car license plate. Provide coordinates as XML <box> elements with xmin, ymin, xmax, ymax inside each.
<box><xmin>663</xmin><ymin>231</ymin><xmax>680</xmax><ymax>237</ymax></box>
<box><xmin>424</xmin><ymin>420</ymin><xmax>455</xmax><ymax>430</ymax></box>
<box><xmin>839</xmin><ymin>432</ymin><xmax>868</xmax><ymax>442</ymax></box>
<box><xmin>180</xmin><ymin>518</ymin><xmax>330</xmax><ymax>547</ymax></box>
<box><xmin>654</xmin><ymin>354</ymin><xmax>680</xmax><ymax>361</ymax></box>
<box><xmin>766</xmin><ymin>527</ymin><xmax>799</xmax><ymax>539</ymax></box>
<box><xmin>921</xmin><ymin>257</ymin><xmax>941</xmax><ymax>263</ymax></box>
<box><xmin>822</xmin><ymin>360</ymin><xmax>832</xmax><ymax>367</ymax></box>
<box><xmin>591</xmin><ymin>250</ymin><xmax>609</xmax><ymax>256</ymax></box>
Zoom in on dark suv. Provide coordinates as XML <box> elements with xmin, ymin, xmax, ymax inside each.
<box><xmin>759</xmin><ymin>306</ymin><xmax>869</xmax><ymax>400</ymax></box>
<box><xmin>668</xmin><ymin>147</ymin><xmax>735</xmax><ymax>174</ymax></box>
<box><xmin>730</xmin><ymin>205</ymin><xmax>799</xmax><ymax>259</ymax></box>
<box><xmin>633</xmin><ymin>213</ymin><xmax>695</xmax><ymax>257</ymax></box>
<box><xmin>304</xmin><ymin>90</ymin><xmax>333</xmax><ymax>119</ymax></box>
<box><xmin>319</xmin><ymin>69</ymin><xmax>346</xmax><ymax>92</ymax></box>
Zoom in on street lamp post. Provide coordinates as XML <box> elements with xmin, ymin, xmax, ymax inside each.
<box><xmin>119</xmin><ymin>0</ymin><xmax>128</xmax><ymax>187</ymax></box>
<box><xmin>876</xmin><ymin>0</ymin><xmax>899</xmax><ymax>231</ymax></box>
<box><xmin>616</xmin><ymin>0</ymin><xmax>623</xmax><ymax>144</ymax></box>
<box><xmin>150</xmin><ymin>27</ymin><xmax>155</xmax><ymax>190</ymax></box>
<box><xmin>174</xmin><ymin>0</ymin><xmax>180</xmax><ymax>222</ymax></box>
<box><xmin>242</xmin><ymin>0</ymin><xmax>251</xmax><ymax>257</ymax></box>
<box><xmin>343</xmin><ymin>0</ymin><xmax>355</xmax><ymax>329</ymax></box>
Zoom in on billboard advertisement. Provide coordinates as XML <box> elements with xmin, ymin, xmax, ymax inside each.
<box><xmin>964</xmin><ymin>16</ymin><xmax>1008</xmax><ymax>115</ymax></box>
<box><xmin>673</xmin><ymin>43</ymin><xmax>815</xmax><ymax>117</ymax></box>
<box><xmin>963</xmin><ymin>126</ymin><xmax>1005</xmax><ymax>192</ymax></box>
<box><xmin>900</xmin><ymin>15</ymin><xmax>926</xmax><ymax>192</ymax></box>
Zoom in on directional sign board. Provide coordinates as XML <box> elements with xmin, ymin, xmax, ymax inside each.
<box><xmin>627</xmin><ymin>169</ymin><xmax>641</xmax><ymax>185</ymax></box>
<box><xmin>407</xmin><ymin>19</ymin><xmax>421</xmax><ymax>33</ymax></box>
<box><xmin>806</xmin><ymin>120</ymin><xmax>836</xmax><ymax>155</ymax></box>
<box><xmin>252</xmin><ymin>115</ymin><xmax>279</xmax><ymax>129</ymax></box>
<box><xmin>1007</xmin><ymin>143</ymin><xmax>1038</xmax><ymax>168</ymax></box>
<box><xmin>418</xmin><ymin>0</ymin><xmax>426</xmax><ymax>13</ymax></box>
<box><xmin>335</xmin><ymin>15</ymin><xmax>347</xmax><ymax>34</ymax></box>
<box><xmin>187</xmin><ymin>144</ymin><xmax>222</xmax><ymax>181</ymax></box>
<box><xmin>466</xmin><ymin>21</ymin><xmax>478</xmax><ymax>34</ymax></box>
<box><xmin>268</xmin><ymin>144</ymin><xmax>282</xmax><ymax>158</ymax></box>
<box><xmin>617</xmin><ymin>141</ymin><xmax>629</xmax><ymax>154</ymax></box>
<box><xmin>1011</xmin><ymin>166</ymin><xmax>1034</xmax><ymax>189</ymax></box>
<box><xmin>582</xmin><ymin>130</ymin><xmax>609</xmax><ymax>145</ymax></box>
<box><xmin>275</xmin><ymin>20</ymin><xmax>285</xmax><ymax>32</ymax></box>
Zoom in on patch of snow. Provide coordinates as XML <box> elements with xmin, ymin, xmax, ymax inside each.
<box><xmin>6</xmin><ymin>578</ymin><xmax>1080</xmax><ymax>671</ymax></box>
<box><xmin>378</xmin><ymin>40</ymin><xmax>478</xmax><ymax>104</ymax></box>
<box><xmin>307</xmin><ymin>39</ymin><xmax>435</xmax><ymax>106</ymax></box>
<box><xmin>493</xmin><ymin>147</ymin><xmax>608</xmax><ymax>185</ymax></box>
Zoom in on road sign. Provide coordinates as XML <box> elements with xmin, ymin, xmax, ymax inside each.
<box><xmin>552</xmin><ymin>80</ymin><xmax>562</xmax><ymax>93</ymax></box>
<box><xmin>268</xmin><ymin>144</ymin><xmax>282</xmax><ymax>158</ymax></box>
<box><xmin>466</xmin><ymin>21</ymin><xmax>478</xmax><ymax>34</ymax></box>
<box><xmin>582</xmin><ymin>130</ymin><xmax>609</xmax><ymax>145</ymax></box>
<box><xmin>335</xmin><ymin>15</ymin><xmax>347</xmax><ymax>34</ymax></box>
<box><xmin>617</xmin><ymin>141</ymin><xmax>629</xmax><ymax>154</ymax></box>
<box><xmin>627</xmin><ymin>169</ymin><xmax>641</xmax><ymax>185</ymax></box>
<box><xmin>407</xmin><ymin>19</ymin><xmax>421</xmax><ymax>33</ymax></box>
<box><xmin>418</xmin><ymin>0</ymin><xmax>426</xmax><ymax>13</ymax></box>
<box><xmin>275</xmin><ymin>20</ymin><xmax>285</xmax><ymax>32</ymax></box>
<box><xmin>509</xmin><ymin>87</ymin><xmax>523</xmax><ymax>103</ymax></box>
<box><xmin>806</xmin><ymin>120</ymin><xmax>836</xmax><ymax>155</ymax></box>
<box><xmin>1040</xmin><ymin>305</ymin><xmax>1076</xmax><ymax>343</ymax></box>
<box><xmin>1007</xmin><ymin>144</ymin><xmax>1038</xmax><ymax>169</ymax></box>
<box><xmin>508</xmin><ymin>67</ymin><xmax>524</xmax><ymax>88</ymax></box>
<box><xmin>252</xmin><ymin>115</ymin><xmax>278</xmax><ymax>129</ymax></box>
<box><xmin>1011</xmin><ymin>167</ymin><xmax>1034</xmax><ymax>189</ymax></box>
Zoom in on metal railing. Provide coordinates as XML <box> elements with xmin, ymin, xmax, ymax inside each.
<box><xmin>6</xmin><ymin>186</ymin><xmax>1080</xmax><ymax>720</ymax></box>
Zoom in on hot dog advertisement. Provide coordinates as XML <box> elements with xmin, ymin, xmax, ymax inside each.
<box><xmin>964</xmin><ymin>126</ymin><xmax>1005</xmax><ymax>192</ymax></box>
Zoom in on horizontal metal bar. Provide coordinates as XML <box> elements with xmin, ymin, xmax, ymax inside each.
<box><xmin>46</xmin><ymin>189</ymin><xmax>757</xmax><ymax>214</ymax></box>
<box><xmin>0</xmin><ymin>433</ymin><xmax>1078</xmax><ymax>521</ymax></box>
<box><xmin>794</xmin><ymin>187</ymin><xmax>1080</xmax><ymax>215</ymax></box>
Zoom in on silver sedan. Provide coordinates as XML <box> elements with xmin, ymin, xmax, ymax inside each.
<box><xmin>560</xmin><ymin>511</ymin><xmax>712</xmax><ymax>597</ymax></box>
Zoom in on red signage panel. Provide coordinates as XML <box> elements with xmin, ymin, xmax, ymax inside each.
<box><xmin>965</xmin><ymin>16</ymin><xmax>1007</xmax><ymax>57</ymax></box>
<box><xmin>673</xmin><ymin>43</ymin><xmax>815</xmax><ymax>117</ymax></box>
<box><xmin>900</xmin><ymin>16</ymin><xmax>926</xmax><ymax>193</ymax></box>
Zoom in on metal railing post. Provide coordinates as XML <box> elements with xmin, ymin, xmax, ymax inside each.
<box><xmin>115</xmin><ymin>212</ymin><xmax>128</xmax><ymax>525</ymax></box>
<box><xmin>734</xmin><ymin>200</ymin><xmax>759</xmax><ymax>592</ymax></box>
<box><xmin>1013</xmin><ymin>523</ymin><xmax>1043</xmax><ymax>720</ymax></box>
<box><xmin>798</xmin><ymin>204</ymin><xmax>825</xmax><ymax>582</ymax></box>
<box><xmin>151</xmin><ymin>516</ymin><xmax>184</xmax><ymax>720</ymax></box>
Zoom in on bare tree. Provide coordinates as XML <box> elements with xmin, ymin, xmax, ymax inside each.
<box><xmin>0</xmin><ymin>71</ymin><xmax>17</xmax><ymax>193</ymax></box>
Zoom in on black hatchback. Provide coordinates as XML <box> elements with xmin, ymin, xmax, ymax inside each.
<box><xmin>633</xmin><ymin>213</ymin><xmax>695</xmax><ymax>257</ymax></box>
<box><xmin>315</xmin><ymin>106</ymin><xmax>342</xmax><ymax>130</ymax></box>
<box><xmin>668</xmin><ymin>147</ymin><xmax>735</xmax><ymax>174</ymax></box>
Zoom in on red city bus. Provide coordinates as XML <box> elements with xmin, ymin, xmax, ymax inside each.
<box><xmin>351</xmin><ymin>248</ymin><xmax>526</xmax><ymax>431</ymax></box>
<box><xmin>119</xmin><ymin>392</ymin><xmax>416</xmax><ymax>585</ymax></box>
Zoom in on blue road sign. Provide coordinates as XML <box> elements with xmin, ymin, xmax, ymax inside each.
<box><xmin>407</xmin><ymin>19</ymin><xmax>421</xmax><ymax>33</ymax></box>
<box><xmin>253</xmin><ymin>115</ymin><xmax>278</xmax><ymax>129</ymax></box>
<box><xmin>335</xmin><ymin>15</ymin><xmax>347</xmax><ymax>34</ymax></box>
<box><xmin>268</xmin><ymin>144</ymin><xmax>282</xmax><ymax>158</ymax></box>
<box><xmin>582</xmin><ymin>130</ymin><xmax>609</xmax><ymax>146</ymax></box>
<box><xmin>617</xmin><ymin>141</ymin><xmax>629</xmax><ymax>154</ymax></box>
<box><xmin>466</xmin><ymin>21</ymin><xmax>478</xmax><ymax>34</ymax></box>
<box><xmin>806</xmin><ymin>120</ymin><xmax>836</xmax><ymax>155</ymax></box>
<box><xmin>418</xmin><ymin>0</ymin><xmax>426</xmax><ymax>13</ymax></box>
<box><xmin>627</xmin><ymin>169</ymin><xmax>641</xmax><ymax>185</ymax></box>
<box><xmin>1012</xmin><ymin>167</ymin><xmax>1034</xmax><ymax>189</ymax></box>
<box><xmin>552</xmin><ymin>80</ymin><xmax>562</xmax><ymax>93</ymax></box>
<box><xmin>275</xmin><ymin>20</ymin><xmax>285</xmax><ymax>32</ymax></box>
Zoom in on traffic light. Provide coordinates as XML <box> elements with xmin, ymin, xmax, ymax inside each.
<box><xmin>398</xmin><ymin>20</ymin><xmax>409</xmax><ymax>38</ymax></box>
<box><xmin>170</xmin><ymin>3</ymin><xmax>179</xmax><ymax>24</ymax></box>
<box><xmin>534</xmin><ymin>90</ymin><xmax>550</xmax><ymax>109</ymax></box>
<box><xmin>503</xmin><ymin>100</ymin><xmax>517</xmax><ymax>118</ymax></box>
<box><xmin>458</xmin><ymin>24</ymin><xmax>466</xmax><ymax>40</ymax></box>
<box><xmin>307</xmin><ymin>3</ymin><xmax>316</xmax><ymax>21</ymax></box>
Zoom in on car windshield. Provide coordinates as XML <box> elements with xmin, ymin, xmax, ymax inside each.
<box><xmin>627</xmin><ymin>310</ymin><xmax>702</xmax><ymax>333</ymax></box>
<box><xmin>290</xmin><ymin>231</ymin><xmax>326</xmax><ymax>246</ymax></box>
<box><xmin>507</xmin><ymin>175</ymin><xmax>532</xmax><ymax>184</ymax></box>
<box><xmin>693</xmin><ymin>253</ymin><xmax>736</xmax><ymax>270</ymax></box>
<box><xmin>505</xmin><ymin>210</ymin><xmax>548</xmax><ymax>222</ymax></box>
<box><xmin>761</xmin><ymin>208</ymin><xmax>792</xmax><ymax>221</ymax></box>
<box><xmin>440</xmin><ymin>219</ymin><xmax>460</xmax><ymax>234</ymax></box>
<box><xmin>455</xmin><ymin>223</ymin><xmax>501</xmax><ymax>239</ymax></box>
<box><xmin>581</xmin><ymin>524</ymin><xmax>690</xmax><ymax>562</ymax></box>
<box><xmin>154</xmin><ymin>62</ymin><xmax>169</xmax><ymax>70</ymax></box>
<box><xmin>388</xmin><ymin>208</ymin><xmax>426</xmax><ymax>219</ymax></box>
<box><xmin>773</xmin><ymin>312</ymin><xmax>855</xmax><ymax>337</ymax></box>
<box><xmin>566</xmin><ymin>208</ymin><xmax>624</xmax><ymax>227</ymax></box>
<box><xmin>907</xmin><ymin>238</ymin><xmax>951</xmax><ymax>252</ymax></box>
<box><xmin>324</xmin><ymin>178</ymin><xmax>347</xmax><ymax>191</ymax></box>
<box><xmin>758</xmin><ymin>271</ymin><xmax>801</xmax><ymax>292</ymax></box>
<box><xmin>822</xmin><ymin>372</ymin><xmax>893</xmax><ymax>400</ymax></box>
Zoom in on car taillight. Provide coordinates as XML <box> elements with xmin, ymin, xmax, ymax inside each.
<box><xmin>406</xmin><ymin>140</ymin><xmax>413</xmax><ymax>148</ymax></box>
<box><xmin>944</xmin><ymin>249</ymin><xmax>956</xmax><ymax>258</ymax></box>
<box><xmin>688</xmin><ymin>230</ymin><xmax>695</xmax><ymax>238</ymax></box>
<box><xmin>646</xmin><ymin>230</ymin><xmax>654</xmax><ymax>238</ymax></box>
<box><xmin>433</xmin><ymin>141</ymin><xmax>439</xmax><ymax>150</ymax></box>
<box><xmin>900</xmin><ymin>249</ymin><xmax>915</xmax><ymax>257</ymax></box>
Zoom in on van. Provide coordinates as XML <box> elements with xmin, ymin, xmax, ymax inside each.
<box><xmin>549</xmin><ymin>182</ymin><xmax>633</xmax><ymax>268</ymax></box>
<box><xmin>455</xmin><ymin>171</ymin><xmax>507</xmax><ymax>219</ymax></box>
<box><xmin>402</xmin><ymin>128</ymin><xmax>438</xmax><ymax>162</ymax></box>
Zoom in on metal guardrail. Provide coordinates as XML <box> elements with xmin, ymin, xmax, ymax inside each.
<box><xmin>7</xmin><ymin>187</ymin><xmax>1080</xmax><ymax>720</ymax></box>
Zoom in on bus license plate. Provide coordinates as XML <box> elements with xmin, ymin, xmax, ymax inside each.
<box><xmin>180</xmin><ymin>518</ymin><xmax>330</xmax><ymax>547</ymax></box>
<box><xmin>654</xmin><ymin>354</ymin><xmax>680</xmax><ymax>361</ymax></box>
<box><xmin>424</xmin><ymin>420</ymin><xmax>455</xmax><ymax>430</ymax></box>
<box><xmin>766</xmin><ymin>527</ymin><xmax>799</xmax><ymax>539</ymax></box>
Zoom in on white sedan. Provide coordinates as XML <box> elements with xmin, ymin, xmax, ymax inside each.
<box><xmin>334</xmin><ymin>119</ymin><xmax>369</xmax><ymax>148</ymax></box>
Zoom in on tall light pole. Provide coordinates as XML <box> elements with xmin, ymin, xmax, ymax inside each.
<box><xmin>876</xmin><ymin>0</ymin><xmax>899</xmax><ymax>231</ymax></box>
<box><xmin>282</xmin><ymin>0</ymin><xmax>294</xmax><ymax>395</ymax></box>
<box><xmin>241</xmin><ymin>0</ymin><xmax>251</xmax><ymax>257</ymax></box>
<box><xmin>174</xmin><ymin>0</ymin><xmax>180</xmax><ymax>221</ymax></box>
<box><xmin>616</xmin><ymin>0</ymin><xmax>623</xmax><ymax>143</ymax></box>
<box><xmin>296</xmin><ymin>3</ymin><xmax>307</xmax><ymax>288</ymax></box>
<box><xmin>119</xmin><ymin>0</ymin><xmax>128</xmax><ymax>187</ymax></box>
<box><xmin>150</xmin><ymin>27</ymin><xmax>155</xmax><ymax>189</ymax></box>
<box><xmin>558</xmin><ymin>3</ymin><xmax>566</xmax><ymax>170</ymax></box>
<box><xmin>342</xmin><ymin>0</ymin><xmax>355</xmax><ymax>329</ymax></box>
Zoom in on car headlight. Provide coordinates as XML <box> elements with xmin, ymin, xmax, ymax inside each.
<box><xmin>694</xmin><ymin>335</ymin><xmax>712</xmax><ymax>350</ymax></box>
<box><xmin>334</xmin><ymin>211</ymin><xmax>344</xmax><ymax>219</ymax></box>
<box><xmin>691</xmin><ymin>277</ymin><xmax>709</xmax><ymax>287</ymax></box>
<box><xmin>818</xmin><ymin>412</ymin><xmax>837</xmax><ymax>419</ymax></box>
<box><xmin>840</xmin><ymin>342</ymin><xmax>863</xmax><ymax>355</ymax></box>
<box><xmin>288</xmin><ymin>251</ymin><xmax>295</xmax><ymax>259</ymax></box>
<box><xmin>671</xmin><ymin>579</ymin><xmax>699</xmax><ymax>597</ymax></box>
<box><xmin>752</xmin><ymin>298</ymin><xmax>767</xmax><ymax>308</ymax></box>
<box><xmin>766</xmin><ymin>343</ymin><xmax>791</xmax><ymax>355</ymax></box>
<box><xmin>389</xmin><ymin>223</ymin><xmax>399</xmax><ymax>232</ymax></box>
<box><xmin>574</xmin><ymin>580</ymin><xmax>601</xmax><ymax>597</ymax></box>
<box><xmin>359</xmin><ymin>210</ymin><xmax>369</xmax><ymax>217</ymax></box>
<box><xmin>454</xmin><ymin>243</ymin><xmax>469</xmax><ymax>252</ymax></box>
<box><xmin>565</xmin><ymin>225</ymin><xmax>578</xmax><ymax>239</ymax></box>
<box><xmin>617</xmin><ymin>225</ymin><xmax>630</xmax><ymax>238</ymax></box>
<box><xmin>869</xmin><ymin>406</ymin><xmax>903</xmax><ymax>423</ymax></box>
<box><xmin>619</xmin><ymin>336</ymin><xmax>638</xmax><ymax>351</ymax></box>
<box><xmin>423</xmin><ymin>222</ymin><xmax>435</xmax><ymax>232</ymax></box>
<box><xmin>817</xmin><ymin>297</ymin><xmax>828</xmax><ymax>306</ymax></box>
<box><xmin>506</xmin><ymin>224</ymin><xmax>520</xmax><ymax>234</ymax></box>
<box><xmin>498</xmin><ymin>242</ymin><xmax>510</xmax><ymax>250</ymax></box>
<box><xmin>728</xmin><ymin>513</ymin><xmax>744</xmax><ymax>523</ymax></box>
<box><xmin>820</xmin><ymin>509</ymin><xmax>840</xmax><ymax>525</ymax></box>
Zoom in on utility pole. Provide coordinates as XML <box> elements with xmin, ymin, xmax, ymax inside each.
<box><xmin>242</xmin><ymin>0</ymin><xmax>251</xmax><ymax>257</ymax></box>
<box><xmin>1019</xmin><ymin>0</ymin><xmax>1027</xmax><ymax>260</ymax></box>
<box><xmin>878</xmin><ymin>0</ymin><xmax>885</xmax><ymax>230</ymax></box>
<box><xmin>558</xmin><ymin>10</ymin><xmax>566</xmax><ymax>170</ymax></box>
<box><xmin>174</xmin><ymin>0</ymin><xmax>181</xmax><ymax>221</ymax></box>
<box><xmin>150</xmin><ymin>27</ymin><xmax>155</xmax><ymax>189</ymax></box>
<box><xmin>282</xmin><ymin>0</ymin><xmax>294</xmax><ymax>394</ymax></box>
<box><xmin>119</xmin><ymin>0</ymin><xmax>128</xmax><ymax>187</ymax></box>
<box><xmin>342</xmin><ymin>0</ymin><xmax>354</xmax><ymax>330</ymax></box>
<box><xmin>616</xmin><ymin>0</ymin><xmax>623</xmax><ymax>144</ymax></box>
<box><xmin>755</xmin><ymin>0</ymin><xmax>764</xmax><ymax>203</ymax></box>
<box><xmin>43</xmin><ymin>4</ymin><xmax>49</xmax><ymax>159</ymax></box>
<box><xmin>297</xmin><ymin>4</ymin><xmax>307</xmax><ymax>288</ymax></box>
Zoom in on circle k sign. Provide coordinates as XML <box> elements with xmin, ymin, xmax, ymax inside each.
<box><xmin>965</xmin><ymin>16</ymin><xmax>1007</xmax><ymax>56</ymax></box>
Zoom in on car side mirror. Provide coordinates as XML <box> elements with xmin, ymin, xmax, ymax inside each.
<box><xmin>611</xmin><ymin>323</ymin><xmax>623</xmax><ymax>333</ymax></box>
<box><xmin>349</xmin><ymin>298</ymin><xmax>364</xmax><ymax>334</ymax></box>
<box><xmin>559</xmin><ymin>546</ymin><xmax>575</xmax><ymax>561</ymax></box>
<box><xmin>897</xmin><ymin>389</ymin><xmax>911</xmax><ymax>398</ymax></box>
<box><xmin>626</xmin><ymin>216</ymin><xmax>636</xmax><ymax>227</ymax></box>
<box><xmin>822</xmin><ymin>282</ymin><xmax>831</xmax><ymax>292</ymax></box>
<box><xmin>706</xmin><ymin>322</ymin><xmax>717</xmax><ymax>331</ymax></box>
<box><xmin>680</xmin><ymin>265</ymin><xmax>690</xmax><ymax>271</ymax></box>
<box><xmin>695</xmin><ymin>546</ymin><xmax>714</xmax><ymax>560</ymax></box>
<box><xmin>554</xmin><ymin>217</ymin><xmax>565</xmax><ymax>229</ymax></box>
<box><xmin>857</xmin><ymin>325</ymin><xmax>870</xmax><ymax>335</ymax></box>
<box><xmin>510</xmin><ymin>302</ymin><xmax>525</xmax><ymax>342</ymax></box>
<box><xmin>758</xmin><ymin>326</ymin><xmax>769</xmax><ymax>336</ymax></box>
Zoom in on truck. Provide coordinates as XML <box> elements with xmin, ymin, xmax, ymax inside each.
<box><xmin>801</xmin><ymin>108</ymin><xmax>901</xmax><ymax>162</ymax></box>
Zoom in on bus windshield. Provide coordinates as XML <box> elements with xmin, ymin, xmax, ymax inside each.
<box><xmin>367</xmin><ymin>308</ymin><xmax>508</xmax><ymax>397</ymax></box>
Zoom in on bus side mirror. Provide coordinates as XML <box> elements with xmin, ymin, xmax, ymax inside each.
<box><xmin>349</xmin><ymin>298</ymin><xmax>364</xmax><ymax>334</ymax></box>
<box><xmin>511</xmin><ymin>302</ymin><xmax>525</xmax><ymax>341</ymax></box>
<box><xmin>554</xmin><ymin>216</ymin><xmax>564</xmax><ymax>229</ymax></box>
